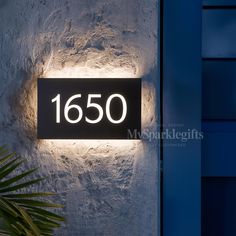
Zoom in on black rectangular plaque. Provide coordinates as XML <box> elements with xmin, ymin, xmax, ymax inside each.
<box><xmin>37</xmin><ymin>78</ymin><xmax>141</xmax><ymax>139</ymax></box>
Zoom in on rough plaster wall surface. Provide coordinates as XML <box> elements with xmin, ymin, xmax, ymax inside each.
<box><xmin>0</xmin><ymin>0</ymin><xmax>159</xmax><ymax>235</ymax></box>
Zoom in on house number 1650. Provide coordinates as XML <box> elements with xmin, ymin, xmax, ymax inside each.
<box><xmin>51</xmin><ymin>94</ymin><xmax>128</xmax><ymax>124</ymax></box>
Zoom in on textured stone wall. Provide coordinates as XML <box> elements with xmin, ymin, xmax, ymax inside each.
<box><xmin>0</xmin><ymin>0</ymin><xmax>159</xmax><ymax>235</ymax></box>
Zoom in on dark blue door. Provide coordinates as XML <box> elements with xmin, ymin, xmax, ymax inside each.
<box><xmin>202</xmin><ymin>1</ymin><xmax>236</xmax><ymax>235</ymax></box>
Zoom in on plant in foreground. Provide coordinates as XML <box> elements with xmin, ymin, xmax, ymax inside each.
<box><xmin>0</xmin><ymin>145</ymin><xmax>64</xmax><ymax>236</ymax></box>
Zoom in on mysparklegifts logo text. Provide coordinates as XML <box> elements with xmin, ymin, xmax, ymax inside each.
<box><xmin>128</xmin><ymin>125</ymin><xmax>203</xmax><ymax>147</ymax></box>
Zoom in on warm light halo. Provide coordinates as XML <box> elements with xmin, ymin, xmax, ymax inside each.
<box><xmin>43</xmin><ymin>66</ymin><xmax>139</xmax><ymax>79</ymax></box>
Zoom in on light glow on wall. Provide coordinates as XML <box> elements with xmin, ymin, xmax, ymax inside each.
<box><xmin>40</xmin><ymin>139</ymin><xmax>141</xmax><ymax>152</ymax></box>
<box><xmin>19</xmin><ymin>63</ymin><xmax>155</xmax><ymax>151</ymax></box>
<box><xmin>43</xmin><ymin>66</ymin><xmax>139</xmax><ymax>79</ymax></box>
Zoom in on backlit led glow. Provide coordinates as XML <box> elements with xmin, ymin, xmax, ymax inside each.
<box><xmin>43</xmin><ymin>66</ymin><xmax>139</xmax><ymax>79</ymax></box>
<box><xmin>20</xmin><ymin>61</ymin><xmax>155</xmax><ymax>147</ymax></box>
<box><xmin>39</xmin><ymin>139</ymin><xmax>142</xmax><ymax>155</ymax></box>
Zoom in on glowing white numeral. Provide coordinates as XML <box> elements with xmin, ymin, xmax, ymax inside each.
<box><xmin>52</xmin><ymin>93</ymin><xmax>127</xmax><ymax>124</ymax></box>
<box><xmin>64</xmin><ymin>94</ymin><xmax>83</xmax><ymax>124</ymax></box>
<box><xmin>85</xmin><ymin>94</ymin><xmax>103</xmax><ymax>124</ymax></box>
<box><xmin>106</xmin><ymin>94</ymin><xmax>127</xmax><ymax>124</ymax></box>
<box><xmin>51</xmin><ymin>94</ymin><xmax>61</xmax><ymax>123</ymax></box>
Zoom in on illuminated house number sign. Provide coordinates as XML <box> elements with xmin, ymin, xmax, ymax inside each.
<box><xmin>37</xmin><ymin>78</ymin><xmax>141</xmax><ymax>139</ymax></box>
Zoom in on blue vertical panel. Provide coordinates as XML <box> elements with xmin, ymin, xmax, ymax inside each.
<box><xmin>202</xmin><ymin>122</ymin><xmax>236</xmax><ymax>176</ymax></box>
<box><xmin>202</xmin><ymin>178</ymin><xmax>236</xmax><ymax>236</ymax></box>
<box><xmin>203</xmin><ymin>10</ymin><xmax>236</xmax><ymax>58</ymax></box>
<box><xmin>203</xmin><ymin>0</ymin><xmax>236</xmax><ymax>6</ymax></box>
<box><xmin>163</xmin><ymin>0</ymin><xmax>201</xmax><ymax>236</ymax></box>
<box><xmin>202</xmin><ymin>61</ymin><xmax>236</xmax><ymax>119</ymax></box>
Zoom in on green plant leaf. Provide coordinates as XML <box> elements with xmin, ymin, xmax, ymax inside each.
<box><xmin>0</xmin><ymin>198</ymin><xmax>40</xmax><ymax>235</ymax></box>
<box><xmin>0</xmin><ymin>158</ymin><xmax>19</xmax><ymax>179</ymax></box>
<box><xmin>2</xmin><ymin>192</ymin><xmax>56</xmax><ymax>199</ymax></box>
<box><xmin>29</xmin><ymin>213</ymin><xmax>62</xmax><ymax>227</ymax></box>
<box><xmin>17</xmin><ymin>207</ymin><xmax>40</xmax><ymax>236</ymax></box>
<box><xmin>0</xmin><ymin>199</ymin><xmax>19</xmax><ymax>218</ymax></box>
<box><xmin>13</xmin><ymin>199</ymin><xmax>63</xmax><ymax>208</ymax></box>
<box><xmin>0</xmin><ymin>146</ymin><xmax>65</xmax><ymax>235</ymax></box>
<box><xmin>0</xmin><ymin>146</ymin><xmax>10</xmax><ymax>159</ymax></box>
<box><xmin>24</xmin><ymin>207</ymin><xmax>65</xmax><ymax>221</ymax></box>
<box><xmin>0</xmin><ymin>160</ymin><xmax>25</xmax><ymax>181</ymax></box>
<box><xmin>0</xmin><ymin>154</ymin><xmax>16</xmax><ymax>167</ymax></box>
<box><xmin>15</xmin><ymin>210</ymin><xmax>38</xmax><ymax>235</ymax></box>
<box><xmin>0</xmin><ymin>168</ymin><xmax>38</xmax><ymax>189</ymax></box>
<box><xmin>0</xmin><ymin>178</ymin><xmax>45</xmax><ymax>193</ymax></box>
<box><xmin>0</xmin><ymin>230</ymin><xmax>10</xmax><ymax>236</ymax></box>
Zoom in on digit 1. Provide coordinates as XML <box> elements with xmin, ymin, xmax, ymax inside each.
<box><xmin>51</xmin><ymin>94</ymin><xmax>61</xmax><ymax>123</ymax></box>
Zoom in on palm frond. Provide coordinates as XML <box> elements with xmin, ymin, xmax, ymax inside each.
<box><xmin>0</xmin><ymin>145</ymin><xmax>65</xmax><ymax>235</ymax></box>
